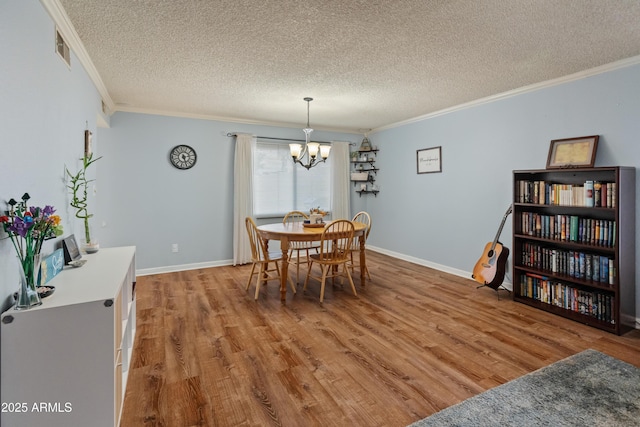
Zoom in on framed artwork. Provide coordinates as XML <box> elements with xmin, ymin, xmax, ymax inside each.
<box><xmin>417</xmin><ymin>146</ymin><xmax>442</xmax><ymax>174</ymax></box>
<box><xmin>84</xmin><ymin>130</ymin><xmax>92</xmax><ymax>157</ymax></box>
<box><xmin>39</xmin><ymin>248</ymin><xmax>64</xmax><ymax>285</ymax></box>
<box><xmin>546</xmin><ymin>135</ymin><xmax>599</xmax><ymax>169</ymax></box>
<box><xmin>62</xmin><ymin>234</ymin><xmax>82</xmax><ymax>264</ymax></box>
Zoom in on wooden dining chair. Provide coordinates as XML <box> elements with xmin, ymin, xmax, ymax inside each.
<box><xmin>303</xmin><ymin>219</ymin><xmax>356</xmax><ymax>303</ymax></box>
<box><xmin>245</xmin><ymin>217</ymin><xmax>296</xmax><ymax>300</ymax></box>
<box><xmin>349</xmin><ymin>211</ymin><xmax>372</xmax><ymax>280</ymax></box>
<box><xmin>283</xmin><ymin>210</ymin><xmax>320</xmax><ymax>283</ymax></box>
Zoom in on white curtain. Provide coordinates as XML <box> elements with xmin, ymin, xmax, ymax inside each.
<box><xmin>233</xmin><ymin>133</ymin><xmax>255</xmax><ymax>265</ymax></box>
<box><xmin>330</xmin><ymin>141</ymin><xmax>351</xmax><ymax>220</ymax></box>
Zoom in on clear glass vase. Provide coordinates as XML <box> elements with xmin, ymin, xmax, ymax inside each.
<box><xmin>15</xmin><ymin>254</ymin><xmax>42</xmax><ymax>310</ymax></box>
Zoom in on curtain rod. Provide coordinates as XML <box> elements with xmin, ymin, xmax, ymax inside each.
<box><xmin>226</xmin><ymin>133</ymin><xmax>356</xmax><ymax>145</ymax></box>
<box><xmin>226</xmin><ymin>133</ymin><xmax>333</xmax><ymax>144</ymax></box>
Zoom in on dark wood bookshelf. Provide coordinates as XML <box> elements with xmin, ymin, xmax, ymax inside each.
<box><xmin>512</xmin><ymin>167</ymin><xmax>635</xmax><ymax>335</ymax></box>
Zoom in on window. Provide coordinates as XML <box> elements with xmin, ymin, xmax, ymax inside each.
<box><xmin>253</xmin><ymin>140</ymin><xmax>331</xmax><ymax>217</ymax></box>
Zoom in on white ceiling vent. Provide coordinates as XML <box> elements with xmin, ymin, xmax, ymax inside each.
<box><xmin>55</xmin><ymin>28</ymin><xmax>70</xmax><ymax>67</ymax></box>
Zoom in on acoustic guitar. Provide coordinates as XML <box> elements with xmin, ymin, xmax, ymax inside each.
<box><xmin>472</xmin><ymin>205</ymin><xmax>512</xmax><ymax>289</ymax></box>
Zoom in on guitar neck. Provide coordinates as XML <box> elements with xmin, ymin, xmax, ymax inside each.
<box><xmin>489</xmin><ymin>205</ymin><xmax>513</xmax><ymax>250</ymax></box>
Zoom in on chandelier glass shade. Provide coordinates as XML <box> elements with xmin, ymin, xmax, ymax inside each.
<box><xmin>290</xmin><ymin>97</ymin><xmax>331</xmax><ymax>169</ymax></box>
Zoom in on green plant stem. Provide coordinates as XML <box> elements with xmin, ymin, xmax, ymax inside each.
<box><xmin>84</xmin><ymin>217</ymin><xmax>91</xmax><ymax>243</ymax></box>
<box><xmin>66</xmin><ymin>153</ymin><xmax>101</xmax><ymax>244</ymax></box>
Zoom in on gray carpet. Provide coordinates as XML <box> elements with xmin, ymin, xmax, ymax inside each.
<box><xmin>409</xmin><ymin>349</ymin><xmax>640</xmax><ymax>426</ymax></box>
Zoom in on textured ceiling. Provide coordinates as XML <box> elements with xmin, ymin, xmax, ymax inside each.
<box><xmin>56</xmin><ymin>0</ymin><xmax>640</xmax><ymax>132</ymax></box>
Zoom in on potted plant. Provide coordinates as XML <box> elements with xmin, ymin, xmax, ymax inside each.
<box><xmin>66</xmin><ymin>153</ymin><xmax>101</xmax><ymax>253</ymax></box>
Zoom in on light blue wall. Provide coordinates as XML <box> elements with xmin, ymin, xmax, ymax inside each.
<box><xmin>1</xmin><ymin>0</ymin><xmax>639</xmax><ymax>321</ymax></box>
<box><xmin>367</xmin><ymin>64</ymin><xmax>640</xmax><ymax>315</ymax></box>
<box><xmin>0</xmin><ymin>0</ymin><xmax>104</xmax><ymax>310</ymax></box>
<box><xmin>96</xmin><ymin>112</ymin><xmax>361</xmax><ymax>271</ymax></box>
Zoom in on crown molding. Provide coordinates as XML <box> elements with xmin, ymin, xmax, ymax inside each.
<box><xmin>114</xmin><ymin>105</ymin><xmax>362</xmax><ymax>134</ymax></box>
<box><xmin>40</xmin><ymin>0</ymin><xmax>115</xmax><ymax>113</ymax></box>
<box><xmin>372</xmin><ymin>55</ymin><xmax>640</xmax><ymax>134</ymax></box>
<box><xmin>40</xmin><ymin>1</ymin><xmax>640</xmax><ymax>136</ymax></box>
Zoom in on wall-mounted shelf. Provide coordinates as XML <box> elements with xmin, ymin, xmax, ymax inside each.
<box><xmin>352</xmin><ymin>176</ymin><xmax>376</xmax><ymax>185</ymax></box>
<box><xmin>350</xmin><ymin>148</ymin><xmax>380</xmax><ymax>196</ymax></box>
<box><xmin>356</xmin><ymin>190</ymin><xmax>379</xmax><ymax>197</ymax></box>
<box><xmin>353</xmin><ymin>165</ymin><xmax>379</xmax><ymax>174</ymax></box>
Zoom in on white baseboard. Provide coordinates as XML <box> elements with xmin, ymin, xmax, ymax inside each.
<box><xmin>366</xmin><ymin>246</ymin><xmax>640</xmax><ymax>329</ymax></box>
<box><xmin>136</xmin><ymin>259</ymin><xmax>233</xmax><ymax>276</ymax></box>
<box><xmin>135</xmin><ymin>249</ymin><xmax>640</xmax><ymax>329</ymax></box>
<box><xmin>366</xmin><ymin>245</ymin><xmax>513</xmax><ymax>291</ymax></box>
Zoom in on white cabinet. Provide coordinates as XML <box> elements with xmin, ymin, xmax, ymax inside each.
<box><xmin>1</xmin><ymin>246</ymin><xmax>136</xmax><ymax>427</ymax></box>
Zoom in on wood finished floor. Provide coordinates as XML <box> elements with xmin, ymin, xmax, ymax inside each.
<box><xmin>121</xmin><ymin>251</ymin><xmax>640</xmax><ymax>427</ymax></box>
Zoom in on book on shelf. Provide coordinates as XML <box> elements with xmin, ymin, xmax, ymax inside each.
<box><xmin>519</xmin><ymin>212</ymin><xmax>616</xmax><ymax>248</ymax></box>
<box><xmin>519</xmin><ymin>272</ymin><xmax>614</xmax><ymax>323</ymax></box>
<box><xmin>519</xmin><ymin>242</ymin><xmax>616</xmax><ymax>285</ymax></box>
<box><xmin>517</xmin><ymin>180</ymin><xmax>615</xmax><ymax>207</ymax></box>
<box><xmin>585</xmin><ymin>180</ymin><xmax>594</xmax><ymax>207</ymax></box>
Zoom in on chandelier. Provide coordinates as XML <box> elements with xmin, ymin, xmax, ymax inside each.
<box><xmin>289</xmin><ymin>97</ymin><xmax>331</xmax><ymax>169</ymax></box>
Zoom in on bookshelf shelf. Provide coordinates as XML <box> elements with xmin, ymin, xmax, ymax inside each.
<box><xmin>512</xmin><ymin>167</ymin><xmax>635</xmax><ymax>335</ymax></box>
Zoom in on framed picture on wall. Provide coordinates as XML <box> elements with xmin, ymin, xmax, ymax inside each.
<box><xmin>546</xmin><ymin>135</ymin><xmax>599</xmax><ymax>169</ymax></box>
<box><xmin>417</xmin><ymin>146</ymin><xmax>442</xmax><ymax>174</ymax></box>
<box><xmin>84</xmin><ymin>130</ymin><xmax>93</xmax><ymax>157</ymax></box>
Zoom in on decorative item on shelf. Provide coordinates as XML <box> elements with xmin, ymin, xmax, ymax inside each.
<box><xmin>1</xmin><ymin>193</ymin><xmax>64</xmax><ymax>310</ymax></box>
<box><xmin>66</xmin><ymin>141</ymin><xmax>102</xmax><ymax>253</ymax></box>
<box><xmin>546</xmin><ymin>135</ymin><xmax>599</xmax><ymax>169</ymax></box>
<box><xmin>359</xmin><ymin>134</ymin><xmax>372</xmax><ymax>151</ymax></box>
<box><xmin>351</xmin><ymin>171</ymin><xmax>369</xmax><ymax>181</ymax></box>
<box><xmin>62</xmin><ymin>234</ymin><xmax>82</xmax><ymax>264</ymax></box>
<box><xmin>289</xmin><ymin>97</ymin><xmax>331</xmax><ymax>170</ymax></box>
<box><xmin>84</xmin><ymin>128</ymin><xmax>92</xmax><ymax>157</ymax></box>
<box><xmin>33</xmin><ymin>249</ymin><xmax>63</xmax><ymax>298</ymax></box>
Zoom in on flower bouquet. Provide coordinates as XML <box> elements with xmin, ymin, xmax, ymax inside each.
<box><xmin>308</xmin><ymin>207</ymin><xmax>329</xmax><ymax>226</ymax></box>
<box><xmin>310</xmin><ymin>207</ymin><xmax>329</xmax><ymax>217</ymax></box>
<box><xmin>1</xmin><ymin>193</ymin><xmax>63</xmax><ymax>309</ymax></box>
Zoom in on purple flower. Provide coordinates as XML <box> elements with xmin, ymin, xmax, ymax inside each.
<box><xmin>8</xmin><ymin>217</ymin><xmax>31</xmax><ymax>238</ymax></box>
<box><xmin>42</xmin><ymin>205</ymin><xmax>55</xmax><ymax>216</ymax></box>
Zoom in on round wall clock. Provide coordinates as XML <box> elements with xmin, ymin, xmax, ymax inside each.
<box><xmin>169</xmin><ymin>145</ymin><xmax>197</xmax><ymax>170</ymax></box>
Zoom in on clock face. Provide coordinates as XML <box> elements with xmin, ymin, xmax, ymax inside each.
<box><xmin>169</xmin><ymin>145</ymin><xmax>197</xmax><ymax>169</ymax></box>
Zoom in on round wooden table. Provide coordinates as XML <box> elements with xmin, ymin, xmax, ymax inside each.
<box><xmin>256</xmin><ymin>221</ymin><xmax>368</xmax><ymax>302</ymax></box>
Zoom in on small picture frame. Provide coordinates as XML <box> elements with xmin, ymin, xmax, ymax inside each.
<box><xmin>84</xmin><ymin>130</ymin><xmax>92</xmax><ymax>157</ymax></box>
<box><xmin>62</xmin><ymin>234</ymin><xmax>82</xmax><ymax>264</ymax></box>
<box><xmin>546</xmin><ymin>135</ymin><xmax>599</xmax><ymax>169</ymax></box>
<box><xmin>417</xmin><ymin>146</ymin><xmax>442</xmax><ymax>174</ymax></box>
